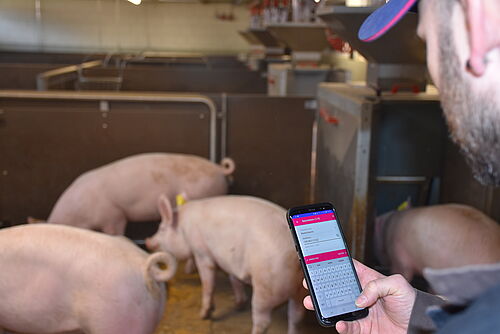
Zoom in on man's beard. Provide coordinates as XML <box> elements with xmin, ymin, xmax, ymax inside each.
<box><xmin>438</xmin><ymin>9</ymin><xmax>500</xmax><ymax>186</ymax></box>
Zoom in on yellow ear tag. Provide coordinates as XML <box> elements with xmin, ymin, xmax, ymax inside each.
<box><xmin>397</xmin><ymin>200</ymin><xmax>409</xmax><ymax>211</ymax></box>
<box><xmin>176</xmin><ymin>194</ymin><xmax>186</xmax><ymax>207</ymax></box>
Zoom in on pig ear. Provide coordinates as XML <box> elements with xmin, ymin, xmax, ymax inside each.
<box><xmin>406</xmin><ymin>196</ymin><xmax>412</xmax><ymax>209</ymax></box>
<box><xmin>158</xmin><ymin>195</ymin><xmax>174</xmax><ymax>225</ymax></box>
<box><xmin>397</xmin><ymin>197</ymin><xmax>412</xmax><ymax>211</ymax></box>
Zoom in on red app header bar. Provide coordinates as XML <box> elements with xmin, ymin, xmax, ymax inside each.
<box><xmin>292</xmin><ymin>212</ymin><xmax>336</xmax><ymax>226</ymax></box>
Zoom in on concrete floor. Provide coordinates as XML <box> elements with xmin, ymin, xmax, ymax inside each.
<box><xmin>155</xmin><ymin>263</ymin><xmax>336</xmax><ymax>334</ymax></box>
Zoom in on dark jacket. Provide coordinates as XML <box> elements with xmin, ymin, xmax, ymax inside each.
<box><xmin>409</xmin><ymin>263</ymin><xmax>500</xmax><ymax>334</ymax></box>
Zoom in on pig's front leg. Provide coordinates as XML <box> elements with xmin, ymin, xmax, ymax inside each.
<box><xmin>194</xmin><ymin>254</ymin><xmax>216</xmax><ymax>319</ymax></box>
<box><xmin>251</xmin><ymin>301</ymin><xmax>272</xmax><ymax>334</ymax></box>
<box><xmin>287</xmin><ymin>294</ymin><xmax>305</xmax><ymax>334</ymax></box>
<box><xmin>251</xmin><ymin>285</ymin><xmax>274</xmax><ymax>334</ymax></box>
<box><xmin>229</xmin><ymin>274</ymin><xmax>248</xmax><ymax>310</ymax></box>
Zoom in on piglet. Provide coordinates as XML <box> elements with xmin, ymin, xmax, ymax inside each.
<box><xmin>375</xmin><ymin>203</ymin><xmax>500</xmax><ymax>281</ymax></box>
<box><xmin>0</xmin><ymin>223</ymin><xmax>177</xmax><ymax>334</ymax></box>
<box><xmin>47</xmin><ymin>153</ymin><xmax>235</xmax><ymax>234</ymax></box>
<box><xmin>146</xmin><ymin>195</ymin><xmax>305</xmax><ymax>334</ymax></box>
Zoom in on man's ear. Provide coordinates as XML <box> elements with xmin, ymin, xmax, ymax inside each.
<box><xmin>464</xmin><ymin>0</ymin><xmax>500</xmax><ymax>76</ymax></box>
<box><xmin>158</xmin><ymin>195</ymin><xmax>173</xmax><ymax>225</ymax></box>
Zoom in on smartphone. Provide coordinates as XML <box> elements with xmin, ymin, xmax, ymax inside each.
<box><xmin>287</xmin><ymin>202</ymin><xmax>368</xmax><ymax>327</ymax></box>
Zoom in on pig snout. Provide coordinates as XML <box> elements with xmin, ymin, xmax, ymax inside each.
<box><xmin>145</xmin><ymin>237</ymin><xmax>159</xmax><ymax>252</ymax></box>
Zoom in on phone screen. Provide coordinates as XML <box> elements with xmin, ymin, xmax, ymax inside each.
<box><xmin>291</xmin><ymin>209</ymin><xmax>363</xmax><ymax>318</ymax></box>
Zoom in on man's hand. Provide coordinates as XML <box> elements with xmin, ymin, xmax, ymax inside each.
<box><xmin>303</xmin><ymin>260</ymin><xmax>416</xmax><ymax>334</ymax></box>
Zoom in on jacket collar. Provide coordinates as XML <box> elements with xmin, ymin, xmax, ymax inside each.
<box><xmin>424</xmin><ymin>262</ymin><xmax>500</xmax><ymax>305</ymax></box>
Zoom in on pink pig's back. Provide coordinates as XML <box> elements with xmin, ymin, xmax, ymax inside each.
<box><xmin>50</xmin><ymin>153</ymin><xmax>229</xmax><ymax>223</ymax></box>
<box><xmin>391</xmin><ymin>204</ymin><xmax>500</xmax><ymax>271</ymax></box>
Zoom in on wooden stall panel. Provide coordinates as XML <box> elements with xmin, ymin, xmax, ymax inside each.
<box><xmin>38</xmin><ymin>66</ymin><xmax>266</xmax><ymax>93</ymax></box>
<box><xmin>118</xmin><ymin>68</ymin><xmax>266</xmax><ymax>94</ymax></box>
<box><xmin>206</xmin><ymin>56</ymin><xmax>247</xmax><ymax>70</ymax></box>
<box><xmin>0</xmin><ymin>64</ymin><xmax>64</xmax><ymax>89</ymax></box>
<box><xmin>0</xmin><ymin>98</ymin><xmax>210</xmax><ymax>226</ymax></box>
<box><xmin>226</xmin><ymin>96</ymin><xmax>315</xmax><ymax>209</ymax></box>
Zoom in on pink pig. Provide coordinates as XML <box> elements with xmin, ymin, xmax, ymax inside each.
<box><xmin>375</xmin><ymin>203</ymin><xmax>500</xmax><ymax>281</ymax></box>
<box><xmin>0</xmin><ymin>223</ymin><xmax>177</xmax><ymax>334</ymax></box>
<box><xmin>145</xmin><ymin>195</ymin><xmax>305</xmax><ymax>334</ymax></box>
<box><xmin>47</xmin><ymin>153</ymin><xmax>235</xmax><ymax>234</ymax></box>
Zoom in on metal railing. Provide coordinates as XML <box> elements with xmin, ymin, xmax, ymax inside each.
<box><xmin>36</xmin><ymin>60</ymin><xmax>103</xmax><ymax>91</ymax></box>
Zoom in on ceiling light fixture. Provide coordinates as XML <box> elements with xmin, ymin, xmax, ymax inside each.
<box><xmin>127</xmin><ymin>0</ymin><xmax>141</xmax><ymax>5</ymax></box>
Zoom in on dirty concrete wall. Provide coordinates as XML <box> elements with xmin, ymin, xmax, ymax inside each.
<box><xmin>0</xmin><ymin>0</ymin><xmax>250</xmax><ymax>54</ymax></box>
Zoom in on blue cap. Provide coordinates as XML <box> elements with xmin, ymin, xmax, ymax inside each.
<box><xmin>358</xmin><ymin>0</ymin><xmax>418</xmax><ymax>42</ymax></box>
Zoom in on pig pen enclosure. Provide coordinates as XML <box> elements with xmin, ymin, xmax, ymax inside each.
<box><xmin>0</xmin><ymin>89</ymin><xmax>329</xmax><ymax>333</ymax></box>
<box><xmin>1</xmin><ymin>52</ymin><xmax>500</xmax><ymax>334</ymax></box>
<box><xmin>0</xmin><ymin>90</ymin><xmax>315</xmax><ymax>227</ymax></box>
<box><xmin>0</xmin><ymin>54</ymin><xmax>329</xmax><ymax>334</ymax></box>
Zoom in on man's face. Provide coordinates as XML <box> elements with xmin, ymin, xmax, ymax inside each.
<box><xmin>417</xmin><ymin>0</ymin><xmax>500</xmax><ymax>185</ymax></box>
